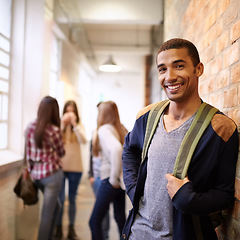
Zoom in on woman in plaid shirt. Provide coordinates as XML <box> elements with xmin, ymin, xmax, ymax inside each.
<box><xmin>25</xmin><ymin>96</ymin><xmax>65</xmax><ymax>240</ymax></box>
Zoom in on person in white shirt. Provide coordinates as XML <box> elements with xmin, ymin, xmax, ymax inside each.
<box><xmin>89</xmin><ymin>101</ymin><xmax>128</xmax><ymax>240</ymax></box>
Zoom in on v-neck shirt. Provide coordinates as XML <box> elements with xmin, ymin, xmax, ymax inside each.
<box><xmin>129</xmin><ymin>113</ymin><xmax>195</xmax><ymax>239</ymax></box>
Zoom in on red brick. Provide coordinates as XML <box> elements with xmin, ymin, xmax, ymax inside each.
<box><xmin>239</xmin><ymin>85</ymin><xmax>240</xmax><ymax>105</ymax></box>
<box><xmin>200</xmin><ymin>35</ymin><xmax>209</xmax><ymax>49</ymax></box>
<box><xmin>203</xmin><ymin>62</ymin><xmax>211</xmax><ymax>77</ymax></box>
<box><xmin>216</xmin><ymin>31</ymin><xmax>229</xmax><ymax>55</ymax></box>
<box><xmin>231</xmin><ymin>108</ymin><xmax>240</xmax><ymax>126</ymax></box>
<box><xmin>203</xmin><ymin>0</ymin><xmax>218</xmax><ymax>15</ymax></box>
<box><xmin>199</xmin><ymin>79</ymin><xmax>208</xmax><ymax>96</ymax></box>
<box><xmin>200</xmin><ymin>52</ymin><xmax>207</xmax><ymax>68</ymax></box>
<box><xmin>183</xmin><ymin>0</ymin><xmax>200</xmax><ymax>26</ymax></box>
<box><xmin>223</xmin><ymin>88</ymin><xmax>238</xmax><ymax>108</ymax></box>
<box><xmin>210</xmin><ymin>93</ymin><xmax>223</xmax><ymax>110</ymax></box>
<box><xmin>218</xmin><ymin>0</ymin><xmax>230</xmax><ymax>16</ymax></box>
<box><xmin>207</xmin><ymin>76</ymin><xmax>215</xmax><ymax>93</ymax></box>
<box><xmin>231</xmin><ymin>62</ymin><xmax>240</xmax><ymax>84</ymax></box>
<box><xmin>216</xmin><ymin>69</ymin><xmax>229</xmax><ymax>89</ymax></box>
<box><xmin>211</xmin><ymin>57</ymin><xmax>222</xmax><ymax>75</ymax></box>
<box><xmin>208</xmin><ymin>0</ymin><xmax>218</xmax><ymax>10</ymax></box>
<box><xmin>222</xmin><ymin>0</ymin><xmax>239</xmax><ymax>26</ymax></box>
<box><xmin>203</xmin><ymin>44</ymin><xmax>216</xmax><ymax>63</ymax></box>
<box><xmin>207</xmin><ymin>23</ymin><xmax>223</xmax><ymax>45</ymax></box>
<box><xmin>235</xmin><ymin>178</ymin><xmax>240</xmax><ymax>200</ymax></box>
<box><xmin>232</xmin><ymin>199</ymin><xmax>240</xmax><ymax>220</ymax></box>
<box><xmin>205</xmin><ymin>8</ymin><xmax>217</xmax><ymax>31</ymax></box>
<box><xmin>200</xmin><ymin>71</ymin><xmax>207</xmax><ymax>81</ymax></box>
<box><xmin>227</xmin><ymin>109</ymin><xmax>234</xmax><ymax>120</ymax></box>
<box><xmin>223</xmin><ymin>42</ymin><xmax>239</xmax><ymax>68</ymax></box>
<box><xmin>230</xmin><ymin>19</ymin><xmax>240</xmax><ymax>43</ymax></box>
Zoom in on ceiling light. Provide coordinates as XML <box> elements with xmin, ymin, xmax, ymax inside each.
<box><xmin>99</xmin><ymin>55</ymin><xmax>121</xmax><ymax>72</ymax></box>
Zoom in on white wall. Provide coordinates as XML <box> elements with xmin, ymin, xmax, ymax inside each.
<box><xmin>87</xmin><ymin>69</ymin><xmax>145</xmax><ymax>136</ymax></box>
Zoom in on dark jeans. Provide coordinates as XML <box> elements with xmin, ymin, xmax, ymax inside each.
<box><xmin>89</xmin><ymin>178</ymin><xmax>126</xmax><ymax>240</ymax></box>
<box><xmin>92</xmin><ymin>177</ymin><xmax>110</xmax><ymax>240</ymax></box>
<box><xmin>57</xmin><ymin>171</ymin><xmax>82</xmax><ymax>226</ymax></box>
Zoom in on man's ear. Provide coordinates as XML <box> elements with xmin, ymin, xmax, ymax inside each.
<box><xmin>195</xmin><ymin>62</ymin><xmax>204</xmax><ymax>77</ymax></box>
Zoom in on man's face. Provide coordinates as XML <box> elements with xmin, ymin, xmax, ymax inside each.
<box><xmin>157</xmin><ymin>48</ymin><xmax>202</xmax><ymax>103</ymax></box>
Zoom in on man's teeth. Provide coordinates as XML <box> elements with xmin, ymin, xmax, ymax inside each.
<box><xmin>168</xmin><ymin>85</ymin><xmax>180</xmax><ymax>90</ymax></box>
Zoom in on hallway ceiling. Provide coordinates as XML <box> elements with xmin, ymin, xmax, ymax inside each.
<box><xmin>54</xmin><ymin>0</ymin><xmax>164</xmax><ymax>72</ymax></box>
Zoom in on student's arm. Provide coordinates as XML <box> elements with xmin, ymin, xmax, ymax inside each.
<box><xmin>171</xmin><ymin>126</ymin><xmax>239</xmax><ymax>215</ymax></box>
<box><xmin>122</xmin><ymin>114</ymin><xmax>148</xmax><ymax>203</ymax></box>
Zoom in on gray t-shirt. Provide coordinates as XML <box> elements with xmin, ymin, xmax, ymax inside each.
<box><xmin>129</xmin><ymin>114</ymin><xmax>195</xmax><ymax>239</ymax></box>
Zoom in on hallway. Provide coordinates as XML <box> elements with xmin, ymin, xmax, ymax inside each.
<box><xmin>16</xmin><ymin>175</ymin><xmax>131</xmax><ymax>240</ymax></box>
<box><xmin>1</xmin><ymin>0</ymin><xmax>240</xmax><ymax>239</ymax></box>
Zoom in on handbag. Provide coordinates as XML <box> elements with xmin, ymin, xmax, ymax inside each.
<box><xmin>13</xmin><ymin>139</ymin><xmax>38</xmax><ymax>206</ymax></box>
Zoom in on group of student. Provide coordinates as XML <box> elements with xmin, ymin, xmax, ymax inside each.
<box><xmin>25</xmin><ymin>38</ymin><xmax>239</xmax><ymax>240</ymax></box>
<box><xmin>25</xmin><ymin>96</ymin><xmax>127</xmax><ymax>240</ymax></box>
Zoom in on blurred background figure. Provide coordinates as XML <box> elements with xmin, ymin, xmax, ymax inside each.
<box><xmin>55</xmin><ymin>100</ymin><xmax>87</xmax><ymax>240</ymax></box>
<box><xmin>89</xmin><ymin>127</ymin><xmax>110</xmax><ymax>239</ymax></box>
<box><xmin>25</xmin><ymin>96</ymin><xmax>65</xmax><ymax>240</ymax></box>
<box><xmin>89</xmin><ymin>101</ymin><xmax>128</xmax><ymax>240</ymax></box>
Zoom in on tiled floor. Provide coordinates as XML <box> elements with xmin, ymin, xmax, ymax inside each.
<box><xmin>16</xmin><ymin>176</ymin><xmax>131</xmax><ymax>240</ymax></box>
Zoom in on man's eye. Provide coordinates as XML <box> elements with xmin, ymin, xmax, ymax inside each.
<box><xmin>158</xmin><ymin>68</ymin><xmax>166</xmax><ymax>73</ymax></box>
<box><xmin>176</xmin><ymin>64</ymin><xmax>184</xmax><ymax>69</ymax></box>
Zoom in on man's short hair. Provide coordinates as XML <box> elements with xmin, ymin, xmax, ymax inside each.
<box><xmin>157</xmin><ymin>38</ymin><xmax>200</xmax><ymax>67</ymax></box>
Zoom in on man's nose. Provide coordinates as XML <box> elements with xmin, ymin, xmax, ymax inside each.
<box><xmin>165</xmin><ymin>68</ymin><xmax>176</xmax><ymax>81</ymax></box>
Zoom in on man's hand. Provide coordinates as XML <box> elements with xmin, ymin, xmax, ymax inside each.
<box><xmin>165</xmin><ymin>174</ymin><xmax>190</xmax><ymax>199</ymax></box>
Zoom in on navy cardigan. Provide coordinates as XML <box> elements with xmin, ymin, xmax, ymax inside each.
<box><xmin>121</xmin><ymin>104</ymin><xmax>239</xmax><ymax>240</ymax></box>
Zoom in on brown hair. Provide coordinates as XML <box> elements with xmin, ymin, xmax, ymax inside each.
<box><xmin>34</xmin><ymin>96</ymin><xmax>60</xmax><ymax>148</ymax></box>
<box><xmin>62</xmin><ymin>100</ymin><xmax>80</xmax><ymax>133</ymax></box>
<box><xmin>92</xmin><ymin>101</ymin><xmax>127</xmax><ymax>155</ymax></box>
<box><xmin>62</xmin><ymin>100</ymin><xmax>80</xmax><ymax>123</ymax></box>
<box><xmin>157</xmin><ymin>38</ymin><xmax>200</xmax><ymax>67</ymax></box>
<box><xmin>97</xmin><ymin>101</ymin><xmax>127</xmax><ymax>144</ymax></box>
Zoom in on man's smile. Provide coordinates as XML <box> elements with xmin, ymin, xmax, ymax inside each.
<box><xmin>165</xmin><ymin>83</ymin><xmax>183</xmax><ymax>91</ymax></box>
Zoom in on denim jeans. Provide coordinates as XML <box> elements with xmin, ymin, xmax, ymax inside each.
<box><xmin>57</xmin><ymin>171</ymin><xmax>82</xmax><ymax>226</ymax></box>
<box><xmin>89</xmin><ymin>178</ymin><xmax>126</xmax><ymax>240</ymax></box>
<box><xmin>35</xmin><ymin>169</ymin><xmax>63</xmax><ymax>240</ymax></box>
<box><xmin>92</xmin><ymin>177</ymin><xmax>110</xmax><ymax>240</ymax></box>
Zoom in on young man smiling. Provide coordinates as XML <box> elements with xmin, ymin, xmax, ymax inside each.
<box><xmin>121</xmin><ymin>38</ymin><xmax>239</xmax><ymax>240</ymax></box>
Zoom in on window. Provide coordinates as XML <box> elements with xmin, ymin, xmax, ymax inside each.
<box><xmin>49</xmin><ymin>37</ymin><xmax>61</xmax><ymax>97</ymax></box>
<box><xmin>49</xmin><ymin>36</ymin><xmax>64</xmax><ymax>110</ymax></box>
<box><xmin>0</xmin><ymin>0</ymin><xmax>11</xmax><ymax>149</ymax></box>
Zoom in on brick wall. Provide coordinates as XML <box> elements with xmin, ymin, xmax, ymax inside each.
<box><xmin>145</xmin><ymin>55</ymin><xmax>153</xmax><ymax>106</ymax></box>
<box><xmin>164</xmin><ymin>0</ymin><xmax>240</xmax><ymax>239</ymax></box>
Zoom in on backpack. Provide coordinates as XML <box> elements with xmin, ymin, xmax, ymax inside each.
<box><xmin>141</xmin><ymin>100</ymin><xmax>221</xmax><ymax>240</ymax></box>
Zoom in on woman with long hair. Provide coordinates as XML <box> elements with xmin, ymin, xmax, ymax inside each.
<box><xmin>25</xmin><ymin>96</ymin><xmax>65</xmax><ymax>240</ymax></box>
<box><xmin>55</xmin><ymin>100</ymin><xmax>86</xmax><ymax>240</ymax></box>
<box><xmin>89</xmin><ymin>101</ymin><xmax>128</xmax><ymax>240</ymax></box>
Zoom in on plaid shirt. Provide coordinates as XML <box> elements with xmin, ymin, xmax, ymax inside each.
<box><xmin>25</xmin><ymin>120</ymin><xmax>65</xmax><ymax>179</ymax></box>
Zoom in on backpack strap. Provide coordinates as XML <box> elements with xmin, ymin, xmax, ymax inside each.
<box><xmin>141</xmin><ymin>100</ymin><xmax>170</xmax><ymax>162</ymax></box>
<box><xmin>173</xmin><ymin>102</ymin><xmax>219</xmax><ymax>179</ymax></box>
<box><xmin>141</xmin><ymin>101</ymin><xmax>219</xmax><ymax>178</ymax></box>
